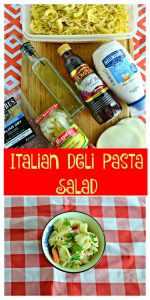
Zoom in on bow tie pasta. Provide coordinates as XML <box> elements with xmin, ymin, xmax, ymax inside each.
<box><xmin>30</xmin><ymin>4</ymin><xmax>128</xmax><ymax>35</ymax></box>
<box><xmin>48</xmin><ymin>218</ymin><xmax>99</xmax><ymax>269</ymax></box>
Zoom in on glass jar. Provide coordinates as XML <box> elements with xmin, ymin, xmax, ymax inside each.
<box><xmin>36</xmin><ymin>104</ymin><xmax>90</xmax><ymax>148</ymax></box>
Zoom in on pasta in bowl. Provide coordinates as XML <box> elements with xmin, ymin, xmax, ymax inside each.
<box><xmin>22</xmin><ymin>5</ymin><xmax>137</xmax><ymax>42</ymax></box>
<box><xmin>30</xmin><ymin>4</ymin><xmax>128</xmax><ymax>35</ymax></box>
<box><xmin>42</xmin><ymin>211</ymin><xmax>106</xmax><ymax>273</ymax></box>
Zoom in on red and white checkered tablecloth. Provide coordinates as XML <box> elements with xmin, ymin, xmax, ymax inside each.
<box><xmin>4</xmin><ymin>196</ymin><xmax>146</xmax><ymax>296</ymax></box>
<box><xmin>4</xmin><ymin>4</ymin><xmax>146</xmax><ymax>297</ymax></box>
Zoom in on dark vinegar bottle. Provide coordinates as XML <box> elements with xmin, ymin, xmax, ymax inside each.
<box><xmin>57</xmin><ymin>44</ymin><xmax>122</xmax><ymax>124</ymax></box>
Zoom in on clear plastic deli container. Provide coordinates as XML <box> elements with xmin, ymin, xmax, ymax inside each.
<box><xmin>21</xmin><ymin>4</ymin><xmax>137</xmax><ymax>43</ymax></box>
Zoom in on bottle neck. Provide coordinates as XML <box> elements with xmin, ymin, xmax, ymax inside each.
<box><xmin>62</xmin><ymin>49</ymin><xmax>84</xmax><ymax>73</ymax></box>
<box><xmin>63</xmin><ymin>50</ymin><xmax>73</xmax><ymax>61</ymax></box>
<box><xmin>20</xmin><ymin>42</ymin><xmax>42</xmax><ymax>65</ymax></box>
<box><xmin>28</xmin><ymin>54</ymin><xmax>40</xmax><ymax>64</ymax></box>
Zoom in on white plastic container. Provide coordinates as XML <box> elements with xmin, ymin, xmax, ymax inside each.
<box><xmin>21</xmin><ymin>5</ymin><xmax>137</xmax><ymax>43</ymax></box>
<box><xmin>92</xmin><ymin>41</ymin><xmax>146</xmax><ymax>114</ymax></box>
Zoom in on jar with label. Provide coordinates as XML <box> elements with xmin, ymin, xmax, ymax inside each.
<box><xmin>57</xmin><ymin>44</ymin><xmax>122</xmax><ymax>124</ymax></box>
<box><xmin>35</xmin><ymin>104</ymin><xmax>90</xmax><ymax>148</ymax></box>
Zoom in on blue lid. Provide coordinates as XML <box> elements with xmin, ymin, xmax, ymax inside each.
<box><xmin>128</xmin><ymin>95</ymin><xmax>146</xmax><ymax>111</ymax></box>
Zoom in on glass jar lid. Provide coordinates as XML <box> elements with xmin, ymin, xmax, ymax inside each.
<box><xmin>35</xmin><ymin>104</ymin><xmax>59</xmax><ymax>124</ymax></box>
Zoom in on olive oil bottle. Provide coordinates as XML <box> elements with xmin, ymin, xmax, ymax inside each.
<box><xmin>14</xmin><ymin>36</ymin><xmax>84</xmax><ymax>118</ymax></box>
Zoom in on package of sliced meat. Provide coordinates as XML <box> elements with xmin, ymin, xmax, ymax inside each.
<box><xmin>4</xmin><ymin>87</ymin><xmax>51</xmax><ymax>148</ymax></box>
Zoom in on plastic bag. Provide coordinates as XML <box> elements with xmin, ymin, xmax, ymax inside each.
<box><xmin>4</xmin><ymin>87</ymin><xmax>50</xmax><ymax>148</ymax></box>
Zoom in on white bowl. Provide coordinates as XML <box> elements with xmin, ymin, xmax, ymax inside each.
<box><xmin>22</xmin><ymin>5</ymin><xmax>137</xmax><ymax>43</ymax></box>
<box><xmin>42</xmin><ymin>211</ymin><xmax>106</xmax><ymax>273</ymax></box>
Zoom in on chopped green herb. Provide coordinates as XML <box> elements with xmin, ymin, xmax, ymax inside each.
<box><xmin>64</xmin><ymin>240</ymin><xmax>71</xmax><ymax>245</ymax></box>
<box><xmin>90</xmin><ymin>233</ymin><xmax>96</xmax><ymax>238</ymax></box>
<box><xmin>70</xmin><ymin>254</ymin><xmax>81</xmax><ymax>262</ymax></box>
<box><xmin>63</xmin><ymin>219</ymin><xmax>71</xmax><ymax>226</ymax></box>
<box><xmin>90</xmin><ymin>233</ymin><xmax>97</xmax><ymax>243</ymax></box>
<box><xmin>72</xmin><ymin>243</ymin><xmax>83</xmax><ymax>254</ymax></box>
<box><xmin>65</xmin><ymin>239</ymin><xmax>73</xmax><ymax>244</ymax></box>
<box><xmin>67</xmin><ymin>233</ymin><xmax>75</xmax><ymax>240</ymax></box>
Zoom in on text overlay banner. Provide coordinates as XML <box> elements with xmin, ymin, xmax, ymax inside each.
<box><xmin>4</xmin><ymin>148</ymin><xmax>147</xmax><ymax>196</ymax></box>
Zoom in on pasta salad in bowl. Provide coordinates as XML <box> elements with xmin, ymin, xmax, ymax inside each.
<box><xmin>42</xmin><ymin>211</ymin><xmax>106</xmax><ymax>273</ymax></box>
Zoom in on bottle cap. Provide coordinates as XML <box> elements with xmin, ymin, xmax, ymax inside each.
<box><xmin>57</xmin><ymin>44</ymin><xmax>72</xmax><ymax>56</ymax></box>
<box><xmin>35</xmin><ymin>104</ymin><xmax>59</xmax><ymax>124</ymax></box>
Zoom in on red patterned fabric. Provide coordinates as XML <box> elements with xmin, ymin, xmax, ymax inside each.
<box><xmin>133</xmin><ymin>5</ymin><xmax>146</xmax><ymax>82</ymax></box>
<box><xmin>4</xmin><ymin>197</ymin><xmax>145</xmax><ymax>296</ymax></box>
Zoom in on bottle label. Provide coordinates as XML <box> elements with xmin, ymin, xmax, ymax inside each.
<box><xmin>54</xmin><ymin>123</ymin><xmax>89</xmax><ymax>148</ymax></box>
<box><xmin>102</xmin><ymin>49</ymin><xmax>138</xmax><ymax>84</ymax></box>
<box><xmin>4</xmin><ymin>97</ymin><xmax>36</xmax><ymax>148</ymax></box>
<box><xmin>70</xmin><ymin>64</ymin><xmax>108</xmax><ymax>103</ymax></box>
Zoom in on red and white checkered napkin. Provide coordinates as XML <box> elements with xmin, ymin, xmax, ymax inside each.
<box><xmin>4</xmin><ymin>196</ymin><xmax>145</xmax><ymax>296</ymax></box>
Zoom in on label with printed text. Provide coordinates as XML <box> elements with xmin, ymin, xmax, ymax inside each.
<box><xmin>70</xmin><ymin>63</ymin><xmax>108</xmax><ymax>103</ymax></box>
<box><xmin>4</xmin><ymin>97</ymin><xmax>36</xmax><ymax>148</ymax></box>
<box><xmin>54</xmin><ymin>123</ymin><xmax>89</xmax><ymax>148</ymax></box>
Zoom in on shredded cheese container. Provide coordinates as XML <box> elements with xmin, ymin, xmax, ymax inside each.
<box><xmin>36</xmin><ymin>104</ymin><xmax>90</xmax><ymax>148</ymax></box>
<box><xmin>21</xmin><ymin>5</ymin><xmax>137</xmax><ymax>42</ymax></box>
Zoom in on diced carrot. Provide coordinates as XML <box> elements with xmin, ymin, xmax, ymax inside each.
<box><xmin>52</xmin><ymin>247</ymin><xmax>59</xmax><ymax>264</ymax></box>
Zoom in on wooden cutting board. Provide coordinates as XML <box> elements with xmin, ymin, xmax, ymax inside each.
<box><xmin>21</xmin><ymin>39</ymin><xmax>133</xmax><ymax>145</ymax></box>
